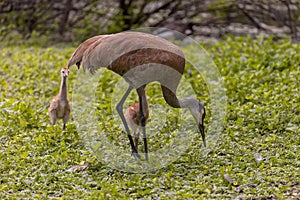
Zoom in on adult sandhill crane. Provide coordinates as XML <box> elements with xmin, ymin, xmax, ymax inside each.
<box><xmin>124</xmin><ymin>102</ymin><xmax>150</xmax><ymax>152</ymax></box>
<box><xmin>49</xmin><ymin>67</ymin><xmax>71</xmax><ymax>130</ymax></box>
<box><xmin>67</xmin><ymin>31</ymin><xmax>206</xmax><ymax>161</ymax></box>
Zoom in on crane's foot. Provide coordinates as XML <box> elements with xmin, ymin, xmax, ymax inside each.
<box><xmin>131</xmin><ymin>150</ymin><xmax>141</xmax><ymax>159</ymax></box>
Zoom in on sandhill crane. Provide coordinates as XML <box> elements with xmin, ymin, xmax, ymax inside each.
<box><xmin>124</xmin><ymin>102</ymin><xmax>150</xmax><ymax>152</ymax></box>
<box><xmin>49</xmin><ymin>67</ymin><xmax>71</xmax><ymax>130</ymax></box>
<box><xmin>67</xmin><ymin>31</ymin><xmax>206</xmax><ymax>161</ymax></box>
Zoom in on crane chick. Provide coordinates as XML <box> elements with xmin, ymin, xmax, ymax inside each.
<box><xmin>124</xmin><ymin>102</ymin><xmax>149</xmax><ymax>151</ymax></box>
<box><xmin>49</xmin><ymin>67</ymin><xmax>71</xmax><ymax>130</ymax></box>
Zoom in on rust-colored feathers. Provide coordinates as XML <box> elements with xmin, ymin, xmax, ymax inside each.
<box><xmin>68</xmin><ymin>35</ymin><xmax>108</xmax><ymax>69</ymax></box>
<box><xmin>67</xmin><ymin>32</ymin><xmax>185</xmax><ymax>75</ymax></box>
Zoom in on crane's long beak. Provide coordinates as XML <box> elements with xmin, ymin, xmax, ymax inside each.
<box><xmin>198</xmin><ymin>124</ymin><xmax>206</xmax><ymax>147</ymax></box>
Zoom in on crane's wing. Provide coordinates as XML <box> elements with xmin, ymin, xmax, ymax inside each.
<box><xmin>67</xmin><ymin>35</ymin><xmax>108</xmax><ymax>69</ymax></box>
<box><xmin>49</xmin><ymin>99</ymin><xmax>58</xmax><ymax>112</ymax></box>
<box><xmin>49</xmin><ymin>99</ymin><xmax>58</xmax><ymax>124</ymax></box>
<box><xmin>68</xmin><ymin>32</ymin><xmax>184</xmax><ymax>74</ymax></box>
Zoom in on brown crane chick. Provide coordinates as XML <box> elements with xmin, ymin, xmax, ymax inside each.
<box><xmin>124</xmin><ymin>102</ymin><xmax>149</xmax><ymax>152</ymax></box>
<box><xmin>49</xmin><ymin>67</ymin><xmax>71</xmax><ymax>130</ymax></box>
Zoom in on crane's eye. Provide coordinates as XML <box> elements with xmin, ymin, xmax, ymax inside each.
<box><xmin>62</xmin><ymin>71</ymin><xmax>64</xmax><ymax>73</ymax></box>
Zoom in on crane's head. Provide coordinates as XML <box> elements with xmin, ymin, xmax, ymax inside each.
<box><xmin>180</xmin><ymin>97</ymin><xmax>206</xmax><ymax>147</ymax></box>
<box><xmin>61</xmin><ymin>67</ymin><xmax>69</xmax><ymax>78</ymax></box>
<box><xmin>185</xmin><ymin>97</ymin><xmax>206</xmax><ymax>147</ymax></box>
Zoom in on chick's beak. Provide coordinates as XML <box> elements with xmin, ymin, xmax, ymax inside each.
<box><xmin>198</xmin><ymin>123</ymin><xmax>206</xmax><ymax>147</ymax></box>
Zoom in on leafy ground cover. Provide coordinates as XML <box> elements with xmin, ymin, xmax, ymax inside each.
<box><xmin>0</xmin><ymin>36</ymin><xmax>299</xmax><ymax>199</ymax></box>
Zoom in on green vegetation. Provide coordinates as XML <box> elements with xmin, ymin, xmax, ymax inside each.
<box><xmin>0</xmin><ymin>36</ymin><xmax>299</xmax><ymax>199</ymax></box>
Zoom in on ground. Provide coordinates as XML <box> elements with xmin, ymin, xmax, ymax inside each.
<box><xmin>0</xmin><ymin>36</ymin><xmax>299</xmax><ymax>199</ymax></box>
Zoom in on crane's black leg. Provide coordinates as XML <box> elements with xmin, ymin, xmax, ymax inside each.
<box><xmin>116</xmin><ymin>85</ymin><xmax>140</xmax><ymax>159</ymax></box>
<box><xmin>139</xmin><ymin>99</ymin><xmax>148</xmax><ymax>161</ymax></box>
<box><xmin>134</xmin><ymin>132</ymin><xmax>139</xmax><ymax>152</ymax></box>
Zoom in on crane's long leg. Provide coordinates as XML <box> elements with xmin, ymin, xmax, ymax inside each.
<box><xmin>139</xmin><ymin>96</ymin><xmax>148</xmax><ymax>161</ymax></box>
<box><xmin>116</xmin><ymin>85</ymin><xmax>140</xmax><ymax>159</ymax></box>
<box><xmin>137</xmin><ymin>86</ymin><xmax>149</xmax><ymax>161</ymax></box>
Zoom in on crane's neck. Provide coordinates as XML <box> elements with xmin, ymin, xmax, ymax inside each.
<box><xmin>59</xmin><ymin>76</ymin><xmax>68</xmax><ymax>100</ymax></box>
<box><xmin>179</xmin><ymin>97</ymin><xmax>200</xmax><ymax>123</ymax></box>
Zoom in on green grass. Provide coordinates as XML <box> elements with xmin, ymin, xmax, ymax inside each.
<box><xmin>0</xmin><ymin>36</ymin><xmax>299</xmax><ymax>199</ymax></box>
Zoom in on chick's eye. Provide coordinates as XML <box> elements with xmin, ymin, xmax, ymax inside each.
<box><xmin>62</xmin><ymin>71</ymin><xmax>64</xmax><ymax>73</ymax></box>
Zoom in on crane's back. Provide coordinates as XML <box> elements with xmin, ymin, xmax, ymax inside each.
<box><xmin>69</xmin><ymin>32</ymin><xmax>185</xmax><ymax>73</ymax></box>
<box><xmin>68</xmin><ymin>32</ymin><xmax>186</xmax><ymax>90</ymax></box>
